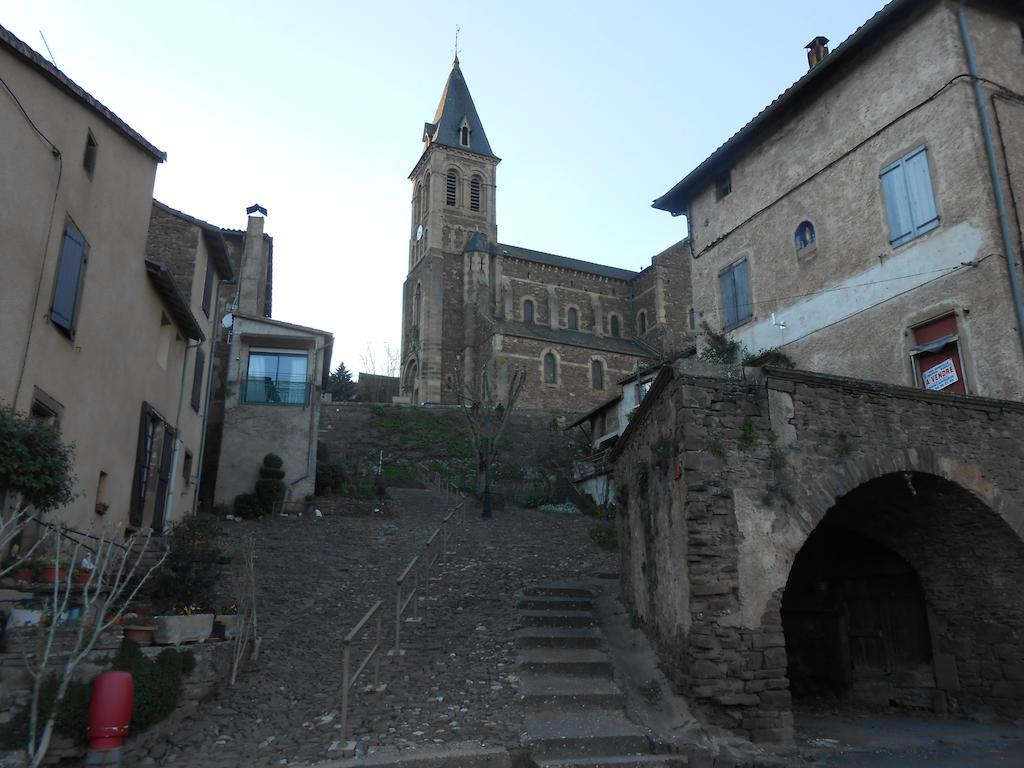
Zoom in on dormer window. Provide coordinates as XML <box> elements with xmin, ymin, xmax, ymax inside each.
<box><xmin>460</xmin><ymin>119</ymin><xmax>471</xmax><ymax>148</ymax></box>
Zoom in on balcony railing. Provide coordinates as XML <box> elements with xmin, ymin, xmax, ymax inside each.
<box><xmin>573</xmin><ymin>448</ymin><xmax>611</xmax><ymax>482</ymax></box>
<box><xmin>241</xmin><ymin>377</ymin><xmax>311</xmax><ymax>406</ymax></box>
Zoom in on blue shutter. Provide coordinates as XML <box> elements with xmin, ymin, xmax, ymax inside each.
<box><xmin>881</xmin><ymin>161</ymin><xmax>913</xmax><ymax>246</ymax></box>
<box><xmin>734</xmin><ymin>260</ymin><xmax>752</xmax><ymax>322</ymax></box>
<box><xmin>51</xmin><ymin>226</ymin><xmax>86</xmax><ymax>333</ymax></box>
<box><xmin>720</xmin><ymin>267</ymin><xmax>738</xmax><ymax>328</ymax></box>
<box><xmin>903</xmin><ymin>146</ymin><xmax>939</xmax><ymax>235</ymax></box>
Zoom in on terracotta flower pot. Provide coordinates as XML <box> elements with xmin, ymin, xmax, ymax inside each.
<box><xmin>14</xmin><ymin>567</ymin><xmax>36</xmax><ymax>582</ymax></box>
<box><xmin>123</xmin><ymin>625</ymin><xmax>156</xmax><ymax>645</ymax></box>
<box><xmin>74</xmin><ymin>568</ymin><xmax>92</xmax><ymax>585</ymax></box>
<box><xmin>40</xmin><ymin>565</ymin><xmax>65</xmax><ymax>583</ymax></box>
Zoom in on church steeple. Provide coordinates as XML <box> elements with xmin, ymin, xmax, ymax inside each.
<box><xmin>421</xmin><ymin>58</ymin><xmax>496</xmax><ymax>159</ymax></box>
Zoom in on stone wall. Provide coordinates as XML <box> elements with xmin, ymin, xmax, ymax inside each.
<box><xmin>613</xmin><ymin>363</ymin><xmax>1024</xmax><ymax>742</ymax></box>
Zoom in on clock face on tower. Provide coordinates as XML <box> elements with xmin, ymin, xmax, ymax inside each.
<box><xmin>416</xmin><ymin>225</ymin><xmax>424</xmax><ymax>241</ymax></box>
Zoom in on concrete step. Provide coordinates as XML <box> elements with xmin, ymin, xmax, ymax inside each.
<box><xmin>518</xmin><ymin>596</ymin><xmax>595</xmax><ymax>611</ymax></box>
<box><xmin>519</xmin><ymin>675</ymin><xmax>625</xmax><ymax>709</ymax></box>
<box><xmin>535</xmin><ymin>755</ymin><xmax>688</xmax><ymax>767</ymax></box>
<box><xmin>518</xmin><ymin>648</ymin><xmax>613</xmax><ymax>676</ymax></box>
<box><xmin>521</xmin><ymin>610</ymin><xmax>595</xmax><ymax>628</ymax></box>
<box><xmin>517</xmin><ymin>627</ymin><xmax>604</xmax><ymax>649</ymax></box>
<box><xmin>524</xmin><ymin>584</ymin><xmax>596</xmax><ymax>599</ymax></box>
<box><xmin>522</xmin><ymin>710</ymin><xmax>650</xmax><ymax>759</ymax></box>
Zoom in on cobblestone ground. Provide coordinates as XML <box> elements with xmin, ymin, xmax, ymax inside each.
<box><xmin>133</xmin><ymin>489</ymin><xmax>615</xmax><ymax>767</ymax></box>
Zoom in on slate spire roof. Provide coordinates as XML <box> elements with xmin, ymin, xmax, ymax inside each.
<box><xmin>422</xmin><ymin>56</ymin><xmax>496</xmax><ymax>159</ymax></box>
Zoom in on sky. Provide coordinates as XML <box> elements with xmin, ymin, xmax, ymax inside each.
<box><xmin>4</xmin><ymin>1</ymin><xmax>888</xmax><ymax>377</ymax></box>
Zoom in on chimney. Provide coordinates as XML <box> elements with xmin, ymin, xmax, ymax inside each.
<box><xmin>237</xmin><ymin>204</ymin><xmax>269</xmax><ymax>316</ymax></box>
<box><xmin>806</xmin><ymin>36</ymin><xmax>830</xmax><ymax>69</ymax></box>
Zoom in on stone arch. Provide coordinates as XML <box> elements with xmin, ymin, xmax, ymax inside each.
<box><xmin>521</xmin><ymin>295</ymin><xmax>538</xmax><ymax>324</ymax></box>
<box><xmin>539</xmin><ymin>347</ymin><xmax>561</xmax><ymax>387</ymax></box>
<box><xmin>775</xmin><ymin>465</ymin><xmax>1024</xmax><ymax>722</ymax></box>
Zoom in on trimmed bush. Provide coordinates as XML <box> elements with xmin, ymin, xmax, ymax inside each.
<box><xmin>262</xmin><ymin>453</ymin><xmax>284</xmax><ymax>469</ymax></box>
<box><xmin>233</xmin><ymin>493</ymin><xmax>262</xmax><ymax>519</ymax></box>
<box><xmin>255</xmin><ymin>454</ymin><xmax>287</xmax><ymax>514</ymax></box>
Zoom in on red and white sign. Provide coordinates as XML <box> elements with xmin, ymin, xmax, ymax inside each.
<box><xmin>922</xmin><ymin>358</ymin><xmax>959</xmax><ymax>391</ymax></box>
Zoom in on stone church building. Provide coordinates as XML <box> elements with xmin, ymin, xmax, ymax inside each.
<box><xmin>399</xmin><ymin>58</ymin><xmax>692</xmax><ymax>411</ymax></box>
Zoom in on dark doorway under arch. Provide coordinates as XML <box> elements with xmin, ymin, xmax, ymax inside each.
<box><xmin>781</xmin><ymin>472</ymin><xmax>1024</xmax><ymax>718</ymax></box>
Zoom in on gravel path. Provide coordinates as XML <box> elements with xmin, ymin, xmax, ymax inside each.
<box><xmin>132</xmin><ymin>489</ymin><xmax>615</xmax><ymax>766</ymax></box>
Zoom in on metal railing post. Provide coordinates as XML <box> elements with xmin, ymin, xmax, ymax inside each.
<box><xmin>373</xmin><ymin>611</ymin><xmax>382</xmax><ymax>687</ymax></box>
<box><xmin>341</xmin><ymin>642</ymin><xmax>351</xmax><ymax>739</ymax></box>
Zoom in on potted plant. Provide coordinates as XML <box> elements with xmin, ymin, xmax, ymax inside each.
<box><xmin>40</xmin><ymin>554</ymin><xmax>70</xmax><ymax>583</ymax></box>
<box><xmin>122</xmin><ymin>610</ymin><xmax>158</xmax><ymax>646</ymax></box>
<box><xmin>148</xmin><ymin>513</ymin><xmax>222</xmax><ymax>645</ymax></box>
<box><xmin>212</xmin><ymin>599</ymin><xmax>240</xmax><ymax>640</ymax></box>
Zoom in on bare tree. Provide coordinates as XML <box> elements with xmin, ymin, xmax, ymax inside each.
<box><xmin>230</xmin><ymin>533</ymin><xmax>260</xmax><ymax>685</ymax></box>
<box><xmin>0</xmin><ymin>507</ymin><xmax>49</xmax><ymax>578</ymax></box>
<box><xmin>359</xmin><ymin>343</ymin><xmax>401</xmax><ymax>378</ymax></box>
<box><xmin>453</xmin><ymin>363</ymin><xmax>527</xmax><ymax>518</ymax></box>
<box><xmin>20</xmin><ymin>527</ymin><xmax>167</xmax><ymax>767</ymax></box>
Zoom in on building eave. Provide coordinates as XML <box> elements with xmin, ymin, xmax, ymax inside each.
<box><xmin>145</xmin><ymin>260</ymin><xmax>205</xmax><ymax>341</ymax></box>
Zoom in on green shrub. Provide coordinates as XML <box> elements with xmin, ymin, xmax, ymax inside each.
<box><xmin>111</xmin><ymin>640</ymin><xmax>188</xmax><ymax>730</ymax></box>
<box><xmin>233</xmin><ymin>493</ymin><xmax>262</xmax><ymax>519</ymax></box>
<box><xmin>515</xmin><ymin>483</ymin><xmax>554</xmax><ymax>509</ymax></box>
<box><xmin>589</xmin><ymin>523</ymin><xmax>618</xmax><ymax>551</ymax></box>
<box><xmin>255</xmin><ymin>454</ymin><xmax>287</xmax><ymax>514</ymax></box>
<box><xmin>262</xmin><ymin>453</ymin><xmax>284</xmax><ymax>469</ymax></box>
<box><xmin>148</xmin><ymin>513</ymin><xmax>223</xmax><ymax>613</ymax></box>
<box><xmin>539</xmin><ymin>503</ymin><xmax>581</xmax><ymax>516</ymax></box>
<box><xmin>0</xmin><ymin>676</ymin><xmax>92</xmax><ymax>749</ymax></box>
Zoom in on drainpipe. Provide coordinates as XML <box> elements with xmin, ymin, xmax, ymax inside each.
<box><xmin>957</xmin><ymin>2</ymin><xmax>1024</xmax><ymax>358</ymax></box>
<box><xmin>163</xmin><ymin>339</ymin><xmax>200</xmax><ymax>532</ymax></box>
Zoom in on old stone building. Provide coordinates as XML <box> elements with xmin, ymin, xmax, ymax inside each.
<box><xmin>399</xmin><ymin>57</ymin><xmax>692</xmax><ymax>411</ymax></box>
<box><xmin>613</xmin><ymin>360</ymin><xmax>1024</xmax><ymax>743</ymax></box>
<box><xmin>654</xmin><ymin>0</ymin><xmax>1024</xmax><ymax>401</ymax></box>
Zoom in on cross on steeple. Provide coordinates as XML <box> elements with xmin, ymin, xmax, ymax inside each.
<box><xmin>454</xmin><ymin>25</ymin><xmax>460</xmax><ymax>65</ymax></box>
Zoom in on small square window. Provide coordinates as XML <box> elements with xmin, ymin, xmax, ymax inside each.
<box><xmin>715</xmin><ymin>171</ymin><xmax>732</xmax><ymax>200</ymax></box>
<box><xmin>83</xmin><ymin>131</ymin><xmax>98</xmax><ymax>179</ymax></box>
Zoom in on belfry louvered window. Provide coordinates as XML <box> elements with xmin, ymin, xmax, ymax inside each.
<box><xmin>446</xmin><ymin>173</ymin><xmax>457</xmax><ymax>206</ymax></box>
<box><xmin>470</xmin><ymin>177</ymin><xmax>481</xmax><ymax>211</ymax></box>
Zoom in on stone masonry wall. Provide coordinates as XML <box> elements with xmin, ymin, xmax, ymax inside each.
<box><xmin>613</xmin><ymin>363</ymin><xmax>1024</xmax><ymax>742</ymax></box>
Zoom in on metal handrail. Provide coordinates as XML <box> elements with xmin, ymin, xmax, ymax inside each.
<box><xmin>341</xmin><ymin>599</ymin><xmax>384</xmax><ymax>739</ymax></box>
<box><xmin>392</xmin><ymin>554</ymin><xmax>420</xmax><ymax>656</ymax></box>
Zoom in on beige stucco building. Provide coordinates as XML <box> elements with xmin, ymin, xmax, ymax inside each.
<box><xmin>654</xmin><ymin>0</ymin><xmax>1024</xmax><ymax>401</ymax></box>
<box><xmin>0</xmin><ymin>25</ymin><xmax>230</xmax><ymax>535</ymax></box>
<box><xmin>399</xmin><ymin>58</ymin><xmax>693</xmax><ymax>412</ymax></box>
<box><xmin>208</xmin><ymin>212</ymin><xmax>333</xmax><ymax>508</ymax></box>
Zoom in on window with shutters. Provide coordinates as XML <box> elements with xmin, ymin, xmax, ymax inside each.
<box><xmin>881</xmin><ymin>146</ymin><xmax>939</xmax><ymax>247</ymax></box>
<box><xmin>50</xmin><ymin>221</ymin><xmax>89</xmax><ymax>338</ymax></box>
<box><xmin>567</xmin><ymin>307</ymin><xmax>579</xmax><ymax>331</ymax></box>
<box><xmin>610</xmin><ymin>314</ymin><xmax>621</xmax><ymax>337</ymax></box>
<box><xmin>591</xmin><ymin>359</ymin><xmax>605</xmax><ymax>390</ymax></box>
<box><xmin>202</xmin><ymin>259</ymin><xmax>215</xmax><ymax>317</ymax></box>
<box><xmin>543</xmin><ymin>352</ymin><xmax>557</xmax><ymax>385</ymax></box>
<box><xmin>191</xmin><ymin>347</ymin><xmax>206</xmax><ymax>412</ymax></box>
<box><xmin>719</xmin><ymin>258</ymin><xmax>752</xmax><ymax>329</ymax></box>
<box><xmin>446</xmin><ymin>172</ymin><xmax>458</xmax><ymax>206</ymax></box>
<box><xmin>523</xmin><ymin>298</ymin><xmax>535</xmax><ymax>324</ymax></box>
<box><xmin>470</xmin><ymin>176</ymin><xmax>481</xmax><ymax>211</ymax></box>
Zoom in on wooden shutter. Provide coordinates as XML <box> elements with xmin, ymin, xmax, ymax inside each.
<box><xmin>881</xmin><ymin>160</ymin><xmax>914</xmax><ymax>246</ymax></box>
<box><xmin>152</xmin><ymin>423</ymin><xmax>176</xmax><ymax>531</ymax></box>
<box><xmin>734</xmin><ymin>260</ymin><xmax>752</xmax><ymax>322</ymax></box>
<box><xmin>51</xmin><ymin>225</ymin><xmax>87</xmax><ymax>334</ymax></box>
<box><xmin>191</xmin><ymin>348</ymin><xmax>206</xmax><ymax>412</ymax></box>
<box><xmin>903</xmin><ymin>147</ymin><xmax>939</xmax><ymax>235</ymax></box>
<box><xmin>129</xmin><ymin>403</ymin><xmax>156</xmax><ymax>527</ymax></box>
<box><xmin>720</xmin><ymin>267</ymin><xmax>738</xmax><ymax>327</ymax></box>
<box><xmin>202</xmin><ymin>260</ymin><xmax>215</xmax><ymax>317</ymax></box>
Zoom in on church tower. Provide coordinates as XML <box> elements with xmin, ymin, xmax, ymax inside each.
<box><xmin>400</xmin><ymin>57</ymin><xmax>499</xmax><ymax>403</ymax></box>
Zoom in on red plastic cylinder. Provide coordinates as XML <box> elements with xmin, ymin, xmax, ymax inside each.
<box><xmin>88</xmin><ymin>671</ymin><xmax>134</xmax><ymax>750</ymax></box>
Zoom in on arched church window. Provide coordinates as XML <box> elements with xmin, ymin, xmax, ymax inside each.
<box><xmin>610</xmin><ymin>315</ymin><xmax>620</xmax><ymax>337</ymax></box>
<box><xmin>567</xmin><ymin>307</ymin><xmax>579</xmax><ymax>331</ymax></box>
<box><xmin>591</xmin><ymin>360</ymin><xmax>605</xmax><ymax>390</ymax></box>
<box><xmin>638</xmin><ymin>311</ymin><xmax>647</xmax><ymax>335</ymax></box>
<box><xmin>470</xmin><ymin>177</ymin><xmax>481</xmax><ymax>211</ymax></box>
<box><xmin>413</xmin><ymin>283</ymin><xmax>422</xmax><ymax>333</ymax></box>
<box><xmin>446</xmin><ymin>172</ymin><xmax>457</xmax><ymax>206</ymax></box>
<box><xmin>415</xmin><ymin>182</ymin><xmax>422</xmax><ymax>221</ymax></box>
<box><xmin>543</xmin><ymin>352</ymin><xmax>557</xmax><ymax>384</ymax></box>
<box><xmin>523</xmin><ymin>299</ymin><xmax>535</xmax><ymax>324</ymax></box>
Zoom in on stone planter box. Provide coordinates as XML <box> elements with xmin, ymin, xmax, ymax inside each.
<box><xmin>213</xmin><ymin>614</ymin><xmax>242</xmax><ymax>640</ymax></box>
<box><xmin>154</xmin><ymin>613</ymin><xmax>214</xmax><ymax>645</ymax></box>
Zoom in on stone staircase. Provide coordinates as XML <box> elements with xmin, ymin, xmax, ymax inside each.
<box><xmin>516</xmin><ymin>583</ymin><xmax>688</xmax><ymax>768</ymax></box>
